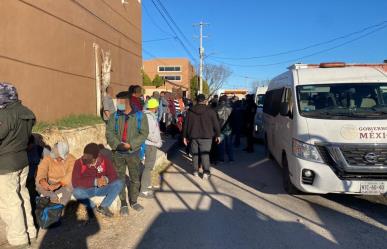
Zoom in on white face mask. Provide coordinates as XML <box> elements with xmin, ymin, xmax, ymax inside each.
<box><xmin>50</xmin><ymin>142</ymin><xmax>69</xmax><ymax>160</ymax></box>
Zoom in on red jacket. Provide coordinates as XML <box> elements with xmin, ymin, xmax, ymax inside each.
<box><xmin>72</xmin><ymin>155</ymin><xmax>118</xmax><ymax>189</ymax></box>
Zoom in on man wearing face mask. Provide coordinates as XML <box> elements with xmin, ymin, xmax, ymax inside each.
<box><xmin>106</xmin><ymin>91</ymin><xmax>149</xmax><ymax>215</ymax></box>
<box><xmin>35</xmin><ymin>141</ymin><xmax>76</xmax><ymax>205</ymax></box>
<box><xmin>72</xmin><ymin>143</ymin><xmax>123</xmax><ymax>218</ymax></box>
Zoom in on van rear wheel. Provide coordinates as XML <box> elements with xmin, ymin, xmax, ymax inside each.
<box><xmin>282</xmin><ymin>155</ymin><xmax>300</xmax><ymax>195</ymax></box>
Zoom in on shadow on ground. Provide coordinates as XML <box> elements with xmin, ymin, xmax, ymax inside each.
<box><xmin>135</xmin><ymin>144</ymin><xmax>387</xmax><ymax>249</ymax></box>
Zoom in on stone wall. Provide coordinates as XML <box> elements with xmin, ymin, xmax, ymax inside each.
<box><xmin>37</xmin><ymin>124</ymin><xmax>107</xmax><ymax>158</ymax></box>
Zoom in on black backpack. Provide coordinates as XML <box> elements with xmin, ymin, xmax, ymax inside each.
<box><xmin>35</xmin><ymin>197</ymin><xmax>64</xmax><ymax>229</ymax></box>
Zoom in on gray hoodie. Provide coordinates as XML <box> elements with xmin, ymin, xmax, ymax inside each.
<box><xmin>144</xmin><ymin>110</ymin><xmax>163</xmax><ymax>148</ymax></box>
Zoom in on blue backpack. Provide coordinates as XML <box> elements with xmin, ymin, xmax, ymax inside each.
<box><xmin>115</xmin><ymin>111</ymin><xmax>147</xmax><ymax>159</ymax></box>
<box><xmin>35</xmin><ymin>197</ymin><xmax>64</xmax><ymax>229</ymax></box>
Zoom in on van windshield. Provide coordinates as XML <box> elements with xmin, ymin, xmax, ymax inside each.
<box><xmin>296</xmin><ymin>83</ymin><xmax>387</xmax><ymax>119</ymax></box>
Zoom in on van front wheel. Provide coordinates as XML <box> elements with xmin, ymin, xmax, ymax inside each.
<box><xmin>282</xmin><ymin>155</ymin><xmax>300</xmax><ymax>195</ymax></box>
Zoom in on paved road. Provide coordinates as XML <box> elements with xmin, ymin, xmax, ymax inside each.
<box><xmin>136</xmin><ymin>144</ymin><xmax>387</xmax><ymax>249</ymax></box>
<box><xmin>1</xmin><ymin>143</ymin><xmax>387</xmax><ymax>249</ymax></box>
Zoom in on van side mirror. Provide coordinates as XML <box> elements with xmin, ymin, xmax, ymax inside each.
<box><xmin>280</xmin><ymin>102</ymin><xmax>291</xmax><ymax>117</ymax></box>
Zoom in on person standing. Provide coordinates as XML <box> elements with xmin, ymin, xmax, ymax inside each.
<box><xmin>183</xmin><ymin>94</ymin><xmax>221</xmax><ymax>179</ymax></box>
<box><xmin>106</xmin><ymin>91</ymin><xmax>149</xmax><ymax>215</ymax></box>
<box><xmin>128</xmin><ymin>85</ymin><xmax>143</xmax><ymax>112</ymax></box>
<box><xmin>140</xmin><ymin>98</ymin><xmax>162</xmax><ymax>198</ymax></box>
<box><xmin>0</xmin><ymin>83</ymin><xmax>37</xmax><ymax>247</ymax></box>
<box><xmin>102</xmin><ymin>86</ymin><xmax>116</xmax><ymax>122</ymax></box>
<box><xmin>216</xmin><ymin>95</ymin><xmax>234</xmax><ymax>162</ymax></box>
<box><xmin>244</xmin><ymin>94</ymin><xmax>257</xmax><ymax>153</ymax></box>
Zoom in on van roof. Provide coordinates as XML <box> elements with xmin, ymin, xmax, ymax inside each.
<box><xmin>292</xmin><ymin>63</ymin><xmax>387</xmax><ymax>85</ymax></box>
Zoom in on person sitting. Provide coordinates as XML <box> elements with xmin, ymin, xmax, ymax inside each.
<box><xmin>35</xmin><ymin>141</ymin><xmax>76</xmax><ymax>205</ymax></box>
<box><xmin>72</xmin><ymin>143</ymin><xmax>123</xmax><ymax>218</ymax></box>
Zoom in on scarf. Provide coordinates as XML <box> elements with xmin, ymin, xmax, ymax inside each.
<box><xmin>0</xmin><ymin>82</ymin><xmax>18</xmax><ymax>109</ymax></box>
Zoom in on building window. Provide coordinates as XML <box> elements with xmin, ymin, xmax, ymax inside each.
<box><xmin>162</xmin><ymin>75</ymin><xmax>182</xmax><ymax>81</ymax></box>
<box><xmin>158</xmin><ymin>66</ymin><xmax>181</xmax><ymax>72</ymax></box>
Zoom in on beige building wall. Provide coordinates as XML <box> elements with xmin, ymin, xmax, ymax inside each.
<box><xmin>0</xmin><ymin>0</ymin><xmax>142</xmax><ymax>121</ymax></box>
<box><xmin>143</xmin><ymin>58</ymin><xmax>195</xmax><ymax>96</ymax></box>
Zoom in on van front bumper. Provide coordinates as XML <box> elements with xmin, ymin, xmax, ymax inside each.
<box><xmin>288</xmin><ymin>155</ymin><xmax>387</xmax><ymax>195</ymax></box>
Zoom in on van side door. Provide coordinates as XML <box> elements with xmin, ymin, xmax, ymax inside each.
<box><xmin>277</xmin><ymin>88</ymin><xmax>293</xmax><ymax>159</ymax></box>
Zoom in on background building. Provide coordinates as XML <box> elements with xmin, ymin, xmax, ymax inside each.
<box><xmin>143</xmin><ymin>58</ymin><xmax>195</xmax><ymax>97</ymax></box>
<box><xmin>0</xmin><ymin>0</ymin><xmax>142</xmax><ymax>121</ymax></box>
<box><xmin>222</xmin><ymin>89</ymin><xmax>249</xmax><ymax>100</ymax></box>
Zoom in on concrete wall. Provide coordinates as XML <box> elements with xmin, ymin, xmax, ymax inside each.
<box><xmin>143</xmin><ymin>58</ymin><xmax>195</xmax><ymax>96</ymax></box>
<box><xmin>0</xmin><ymin>0</ymin><xmax>142</xmax><ymax>121</ymax></box>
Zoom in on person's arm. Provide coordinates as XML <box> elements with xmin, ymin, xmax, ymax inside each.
<box><xmin>35</xmin><ymin>156</ymin><xmax>50</xmax><ymax>189</ymax></box>
<box><xmin>103</xmin><ymin>157</ymin><xmax>118</xmax><ymax>184</ymax></box>
<box><xmin>0</xmin><ymin>114</ymin><xmax>10</xmax><ymax>141</ymax></box>
<box><xmin>72</xmin><ymin>159</ymin><xmax>96</xmax><ymax>188</ymax></box>
<box><xmin>146</xmin><ymin>115</ymin><xmax>159</xmax><ymax>143</ymax></box>
<box><xmin>61</xmin><ymin>155</ymin><xmax>76</xmax><ymax>187</ymax></box>
<box><xmin>105</xmin><ymin>113</ymin><xmax>121</xmax><ymax>150</ymax></box>
<box><xmin>129</xmin><ymin>114</ymin><xmax>149</xmax><ymax>152</ymax></box>
<box><xmin>182</xmin><ymin>112</ymin><xmax>189</xmax><ymax>139</ymax></box>
<box><xmin>211</xmin><ymin>110</ymin><xmax>221</xmax><ymax>137</ymax></box>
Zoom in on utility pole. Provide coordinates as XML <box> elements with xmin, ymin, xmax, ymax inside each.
<box><xmin>194</xmin><ymin>21</ymin><xmax>208</xmax><ymax>94</ymax></box>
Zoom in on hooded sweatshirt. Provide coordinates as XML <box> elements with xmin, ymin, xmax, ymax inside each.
<box><xmin>144</xmin><ymin>110</ymin><xmax>162</xmax><ymax>148</ymax></box>
<box><xmin>183</xmin><ymin>104</ymin><xmax>221</xmax><ymax>139</ymax></box>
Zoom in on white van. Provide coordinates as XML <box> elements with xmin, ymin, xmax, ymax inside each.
<box><xmin>253</xmin><ymin>86</ymin><xmax>268</xmax><ymax>139</ymax></box>
<box><xmin>263</xmin><ymin>62</ymin><xmax>387</xmax><ymax>195</ymax></box>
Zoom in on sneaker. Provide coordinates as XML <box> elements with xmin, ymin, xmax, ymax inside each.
<box><xmin>193</xmin><ymin>172</ymin><xmax>199</xmax><ymax>177</ymax></box>
<box><xmin>203</xmin><ymin>173</ymin><xmax>211</xmax><ymax>180</ymax></box>
<box><xmin>96</xmin><ymin>206</ymin><xmax>114</xmax><ymax>218</ymax></box>
<box><xmin>139</xmin><ymin>191</ymin><xmax>155</xmax><ymax>199</ymax></box>
<box><xmin>120</xmin><ymin>206</ymin><xmax>129</xmax><ymax>216</ymax></box>
<box><xmin>131</xmin><ymin>203</ymin><xmax>144</xmax><ymax>212</ymax></box>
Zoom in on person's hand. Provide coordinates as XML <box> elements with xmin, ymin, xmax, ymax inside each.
<box><xmin>48</xmin><ymin>183</ymin><xmax>61</xmax><ymax>191</ymax></box>
<box><xmin>215</xmin><ymin>137</ymin><xmax>221</xmax><ymax>144</ymax></box>
<box><xmin>97</xmin><ymin>177</ymin><xmax>107</xmax><ymax>188</ymax></box>
<box><xmin>117</xmin><ymin>143</ymin><xmax>131</xmax><ymax>151</ymax></box>
<box><xmin>39</xmin><ymin>179</ymin><xmax>51</xmax><ymax>191</ymax></box>
<box><xmin>183</xmin><ymin>138</ymin><xmax>189</xmax><ymax>146</ymax></box>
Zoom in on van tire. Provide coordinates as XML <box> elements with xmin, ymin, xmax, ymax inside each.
<box><xmin>264</xmin><ymin>134</ymin><xmax>274</xmax><ymax>159</ymax></box>
<box><xmin>282</xmin><ymin>154</ymin><xmax>300</xmax><ymax>195</ymax></box>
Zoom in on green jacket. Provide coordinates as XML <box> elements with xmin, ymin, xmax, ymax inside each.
<box><xmin>106</xmin><ymin>111</ymin><xmax>149</xmax><ymax>154</ymax></box>
<box><xmin>0</xmin><ymin>101</ymin><xmax>36</xmax><ymax>174</ymax></box>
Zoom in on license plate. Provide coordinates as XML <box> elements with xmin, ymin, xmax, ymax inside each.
<box><xmin>360</xmin><ymin>182</ymin><xmax>385</xmax><ymax>195</ymax></box>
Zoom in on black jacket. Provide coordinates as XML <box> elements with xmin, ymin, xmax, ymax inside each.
<box><xmin>0</xmin><ymin>101</ymin><xmax>36</xmax><ymax>174</ymax></box>
<box><xmin>183</xmin><ymin>104</ymin><xmax>221</xmax><ymax>139</ymax></box>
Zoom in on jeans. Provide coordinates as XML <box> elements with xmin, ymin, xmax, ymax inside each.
<box><xmin>190</xmin><ymin>138</ymin><xmax>212</xmax><ymax>174</ymax></box>
<box><xmin>218</xmin><ymin>134</ymin><xmax>234</xmax><ymax>161</ymax></box>
<box><xmin>73</xmin><ymin>180</ymin><xmax>123</xmax><ymax>209</ymax></box>
<box><xmin>141</xmin><ymin>145</ymin><xmax>157</xmax><ymax>192</ymax></box>
<box><xmin>0</xmin><ymin>166</ymin><xmax>36</xmax><ymax>246</ymax></box>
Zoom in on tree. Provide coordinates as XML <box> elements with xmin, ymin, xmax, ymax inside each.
<box><xmin>251</xmin><ymin>79</ymin><xmax>270</xmax><ymax>91</ymax></box>
<box><xmin>152</xmin><ymin>74</ymin><xmax>165</xmax><ymax>87</ymax></box>
<box><xmin>190</xmin><ymin>76</ymin><xmax>209</xmax><ymax>100</ymax></box>
<box><xmin>142</xmin><ymin>70</ymin><xmax>152</xmax><ymax>86</ymax></box>
<box><xmin>203</xmin><ymin>64</ymin><xmax>232</xmax><ymax>97</ymax></box>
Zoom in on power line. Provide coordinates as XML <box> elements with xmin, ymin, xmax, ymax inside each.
<box><xmin>154</xmin><ymin>0</ymin><xmax>197</xmax><ymax>51</ymax></box>
<box><xmin>143</xmin><ymin>36</ymin><xmax>177</xmax><ymax>43</ymax></box>
<box><xmin>211</xmin><ymin>20</ymin><xmax>387</xmax><ymax>61</ymax></box>
<box><xmin>143</xmin><ymin>2</ymin><xmax>174</xmax><ymax>36</ymax></box>
<box><xmin>210</xmin><ymin>23</ymin><xmax>387</xmax><ymax>68</ymax></box>
<box><xmin>150</xmin><ymin>0</ymin><xmax>197</xmax><ymax>63</ymax></box>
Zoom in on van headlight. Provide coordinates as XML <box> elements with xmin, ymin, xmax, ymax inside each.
<box><xmin>292</xmin><ymin>139</ymin><xmax>323</xmax><ymax>163</ymax></box>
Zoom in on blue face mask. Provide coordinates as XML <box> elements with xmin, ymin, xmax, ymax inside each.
<box><xmin>117</xmin><ymin>103</ymin><xmax>125</xmax><ymax>111</ymax></box>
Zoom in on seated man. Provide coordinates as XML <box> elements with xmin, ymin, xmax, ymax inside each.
<box><xmin>72</xmin><ymin>143</ymin><xmax>123</xmax><ymax>218</ymax></box>
<box><xmin>35</xmin><ymin>141</ymin><xmax>75</xmax><ymax>205</ymax></box>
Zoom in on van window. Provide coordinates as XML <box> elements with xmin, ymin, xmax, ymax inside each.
<box><xmin>263</xmin><ymin>88</ymin><xmax>284</xmax><ymax>116</ymax></box>
<box><xmin>296</xmin><ymin>83</ymin><xmax>387</xmax><ymax>120</ymax></box>
<box><xmin>280</xmin><ymin>88</ymin><xmax>293</xmax><ymax>117</ymax></box>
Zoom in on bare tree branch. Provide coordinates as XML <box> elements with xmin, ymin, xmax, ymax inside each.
<box><xmin>203</xmin><ymin>64</ymin><xmax>232</xmax><ymax>97</ymax></box>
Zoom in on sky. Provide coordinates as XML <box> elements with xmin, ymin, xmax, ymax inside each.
<box><xmin>142</xmin><ymin>0</ymin><xmax>387</xmax><ymax>91</ymax></box>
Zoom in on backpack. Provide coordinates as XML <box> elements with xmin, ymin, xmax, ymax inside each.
<box><xmin>35</xmin><ymin>196</ymin><xmax>64</xmax><ymax>229</ymax></box>
<box><xmin>115</xmin><ymin>111</ymin><xmax>147</xmax><ymax>159</ymax></box>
